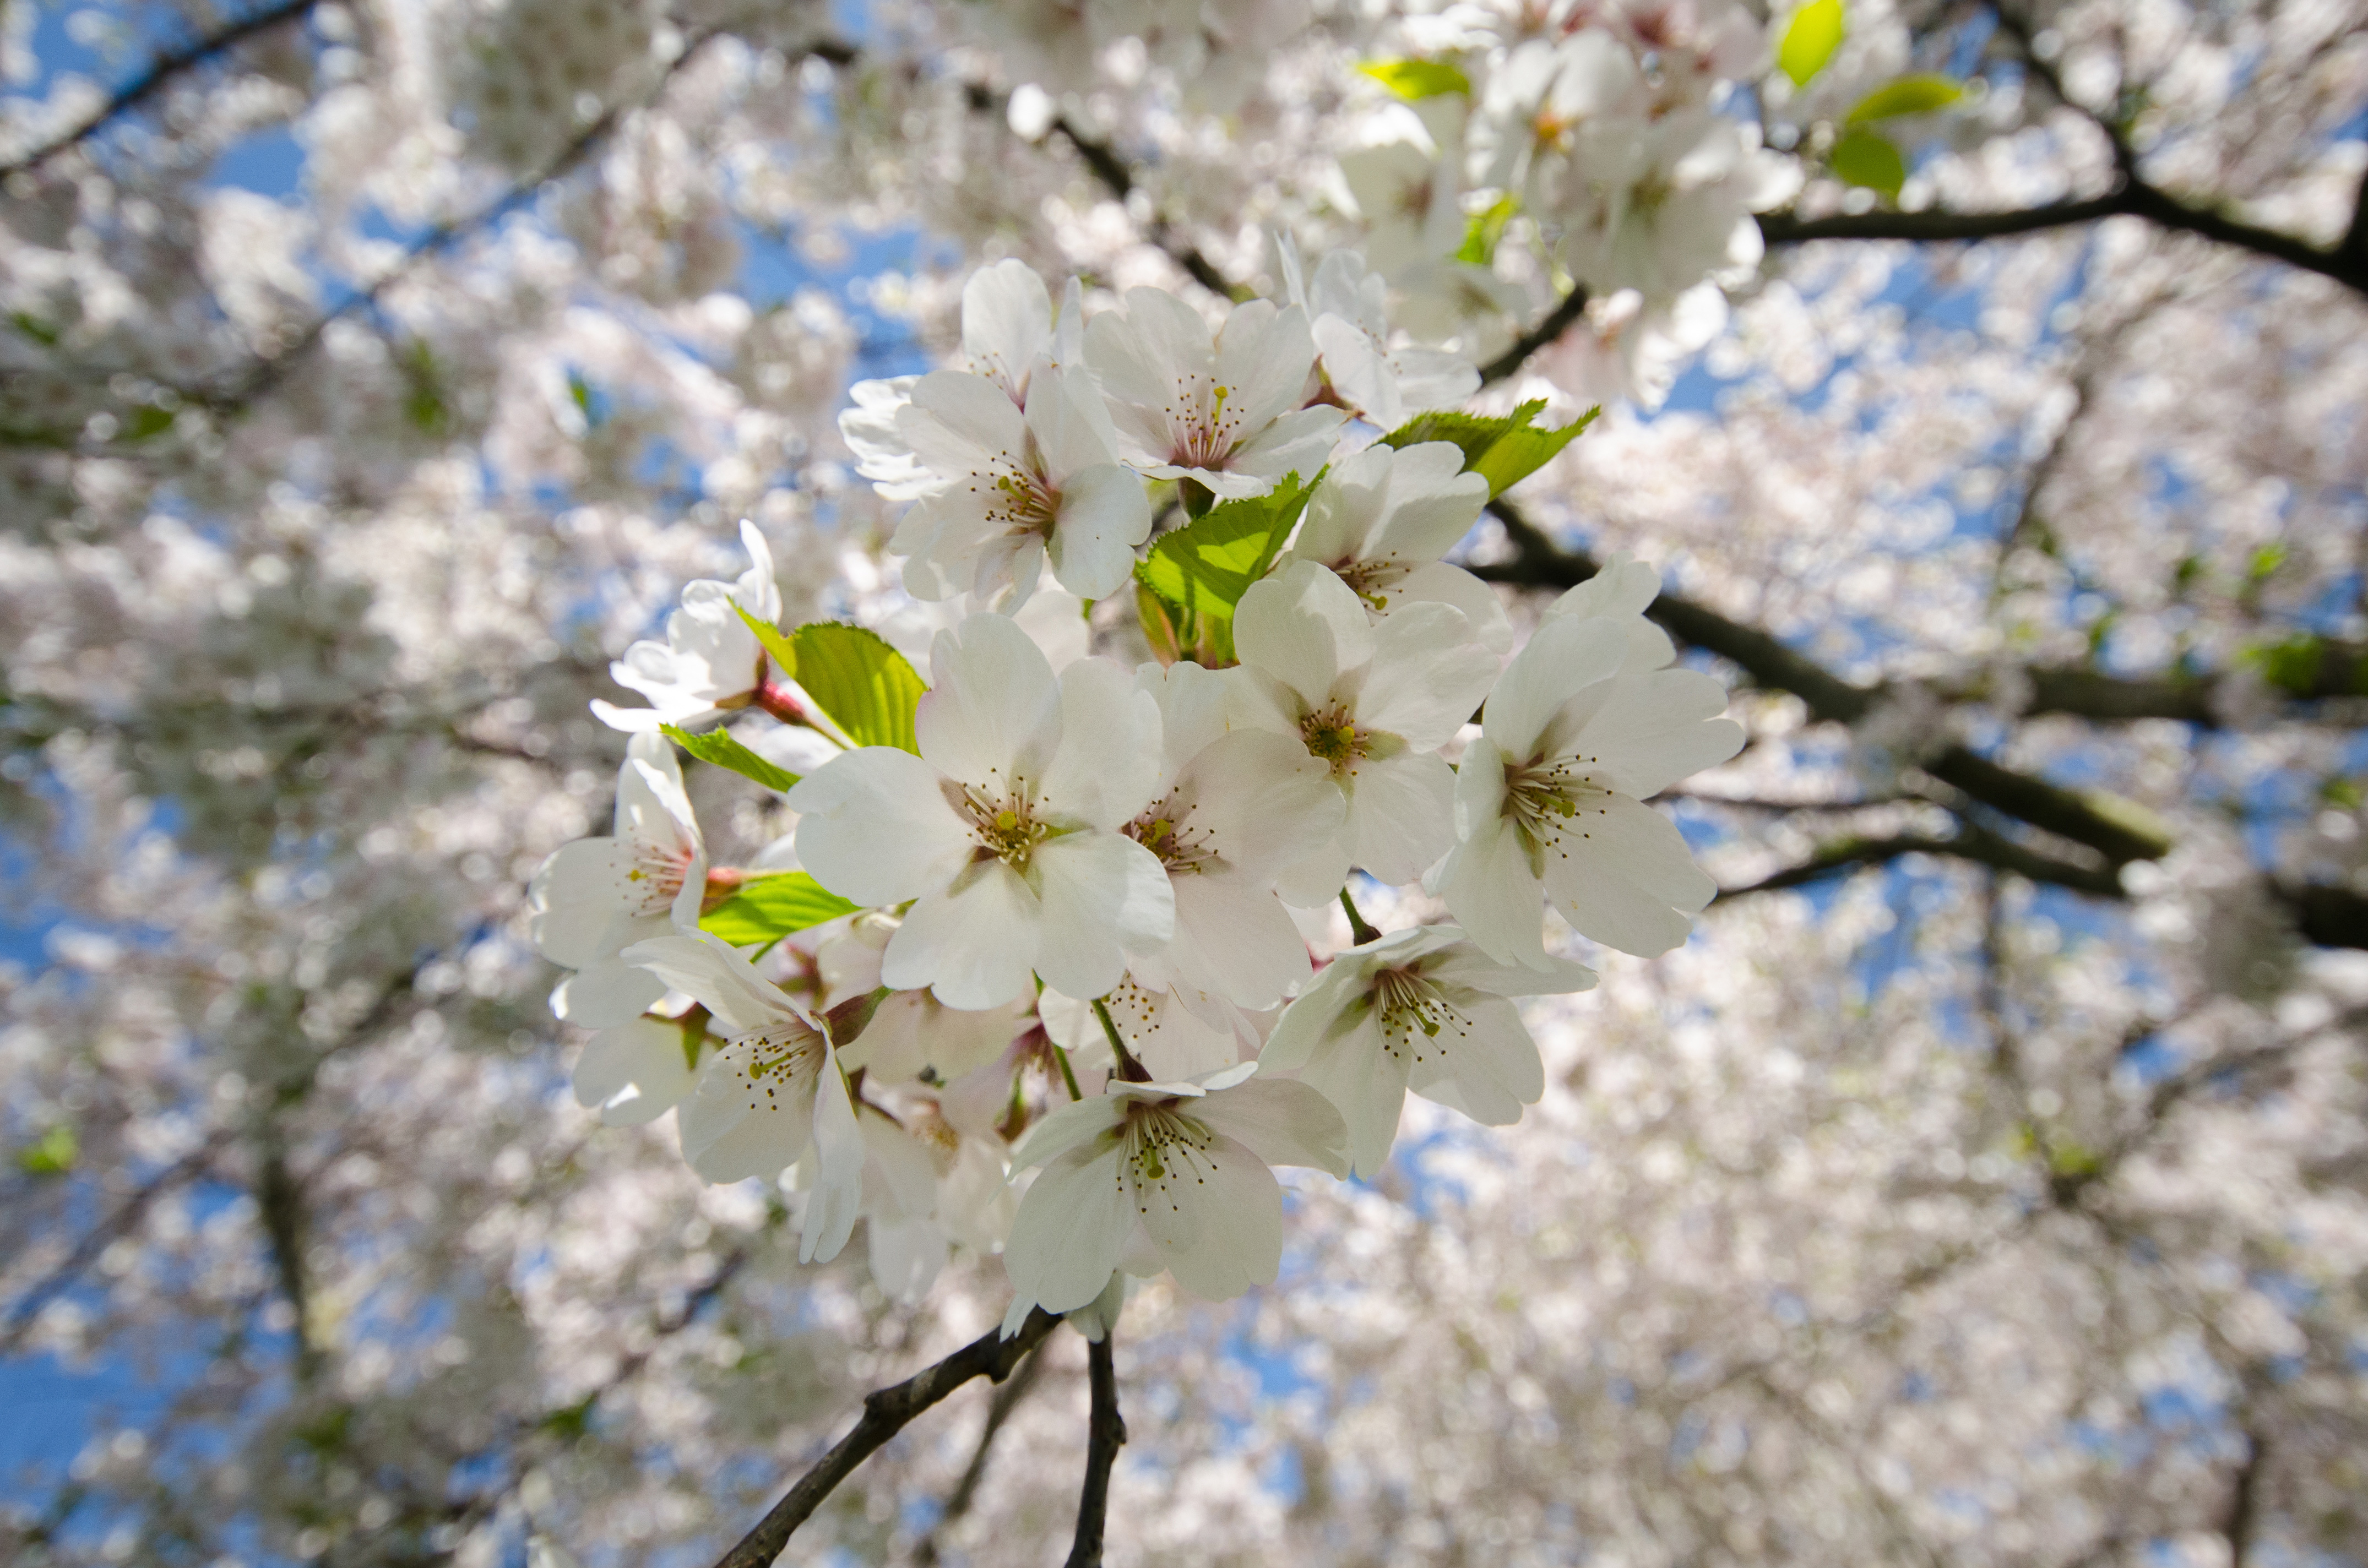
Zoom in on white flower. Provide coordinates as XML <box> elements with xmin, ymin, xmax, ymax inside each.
<box><xmin>849</xmin><ymin>1092</ymin><xmax>1017</xmax><ymax>1304</ymax></box>
<box><xmin>1084</xmin><ymin>288</ymin><xmax>1346</xmax><ymax>498</ymax></box>
<box><xmin>618</xmin><ymin>932</ymin><xmax>864</xmax><ymax>1263</ymax></box>
<box><xmin>1275</xmin><ymin>439</ymin><xmax>1508</xmax><ymax>650</ymax></box>
<box><xmin>1280</xmin><ymin>245</ymin><xmax>1480</xmax><ymax>429</ymax></box>
<box><xmin>1230</xmin><ymin>561</ymin><xmax>1500</xmax><ymax>902</ymax></box>
<box><xmin>1041</xmin><ymin>972</ymin><xmax>1253</xmax><ymax>1083</ymax></box>
<box><xmin>1121</xmin><ymin>660</ymin><xmax>1345</xmax><ymax>1017</ymax></box>
<box><xmin>590</xmin><ymin>520</ymin><xmax>782</xmax><ymax>733</ymax></box>
<box><xmin>1431</xmin><ymin>566</ymin><xmax>1744</xmax><ymax>961</ymax></box>
<box><xmin>1550</xmin><ymin>111</ymin><xmax>1797</xmax><ymax>299</ymax></box>
<box><xmin>528</xmin><ymin>731</ymin><xmax>708</xmax><ymax>1027</ymax></box>
<box><xmin>1261</xmin><ymin>923</ymin><xmax>1595</xmax><ymax>1177</ymax></box>
<box><xmin>839</xmin><ymin>375</ymin><xmax>935</xmax><ymax>500</ymax></box>
<box><xmin>787</xmin><ymin>613</ymin><xmax>1175</xmax><ymax>1010</ymax></box>
<box><xmin>998</xmin><ymin>1061</ymin><xmax>1349</xmax><ymax>1323</ymax></box>
<box><xmin>571</xmin><ymin>1014</ymin><xmax>697</xmax><ymax>1126</ymax></box>
<box><xmin>889</xmin><ymin>364</ymin><xmax>1153</xmax><ymax>609</ymax></box>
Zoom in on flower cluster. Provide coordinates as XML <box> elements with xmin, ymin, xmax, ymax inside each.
<box><xmin>540</xmin><ymin>257</ymin><xmax>1742</xmax><ymax>1322</ymax></box>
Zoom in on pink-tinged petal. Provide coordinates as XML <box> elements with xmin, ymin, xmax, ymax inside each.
<box><xmin>1291</xmin><ymin>1025</ymin><xmax>1410</xmax><ymax>1180</ymax></box>
<box><xmin>1166</xmin><ymin>871</ymin><xmax>1312</xmax><ymax>1012</ymax></box>
<box><xmin>573</xmin><ymin>1017</ymin><xmax>696</xmax><ymax>1126</ymax></box>
<box><xmin>1356</xmin><ymin>603</ymin><xmax>1499</xmax><ymax>750</ymax></box>
<box><xmin>1031</xmin><ymin>832</ymin><xmax>1175</xmax><ymax>1001</ymax></box>
<box><xmin>1136</xmin><ymin>1128</ymin><xmax>1283</xmax><ymax>1302</ymax></box>
<box><xmin>1192</xmin><ymin>1076</ymin><xmax>1351</xmax><ymax>1177</ymax></box>
<box><xmin>788</xmin><ymin>747</ymin><xmax>976</xmax><ymax>907</ymax></box>
<box><xmin>917</xmin><ymin>613</ymin><xmax>1062</xmax><ymax>787</ymax></box>
<box><xmin>884</xmin><ymin>859</ymin><xmax>1043</xmax><ymax>1010</ymax></box>
<box><xmin>1484</xmin><ymin>613</ymin><xmax>1630</xmax><ymax>760</ymax></box>
<box><xmin>1003</xmin><ymin>1143</ymin><xmax>1135</xmax><ymax>1315</ymax></box>
<box><xmin>1235</xmin><ymin>562</ymin><xmax>1373</xmax><ymax>707</ymax></box>
<box><xmin>1343</xmin><ymin>749</ymin><xmax>1458</xmax><ymax>885</ymax></box>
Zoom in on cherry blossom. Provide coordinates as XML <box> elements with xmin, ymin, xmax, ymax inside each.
<box><xmin>589</xmin><ymin>520</ymin><xmax>782</xmax><ymax>734</ymax></box>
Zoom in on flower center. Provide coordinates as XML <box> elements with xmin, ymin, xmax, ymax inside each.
<box><xmin>1300</xmin><ymin>705</ymin><xmax>1369</xmax><ymax>777</ymax></box>
<box><xmin>1372</xmin><ymin>966</ymin><xmax>1474</xmax><ymax>1066</ymax></box>
<box><xmin>1118</xmin><ymin>1106</ymin><xmax>1217</xmax><ymax>1213</ymax></box>
<box><xmin>958</xmin><ymin>783</ymin><xmax>1050</xmax><ymax>867</ymax></box>
<box><xmin>624</xmin><ymin>842</ymin><xmax>694</xmax><ymax>917</ymax></box>
<box><xmin>984</xmin><ymin>460</ymin><xmax>1060</xmax><ymax>542</ymax></box>
<box><xmin>728</xmin><ymin>1026</ymin><xmax>823</xmax><ymax>1110</ymax></box>
<box><xmin>1168</xmin><ymin>382</ymin><xmax>1242</xmax><ymax>472</ymax></box>
<box><xmin>1502</xmin><ymin>756</ymin><xmax>1610</xmax><ymax>861</ymax></box>
<box><xmin>1126</xmin><ymin>796</ymin><xmax>1218</xmax><ymax>873</ymax></box>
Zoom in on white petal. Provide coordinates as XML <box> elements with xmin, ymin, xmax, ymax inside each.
<box><xmin>916</xmin><ymin>613</ymin><xmax>1062</xmax><ymax>788</ymax></box>
<box><xmin>1343</xmin><ymin>750</ymin><xmax>1457</xmax><ymax>885</ymax></box>
<box><xmin>1166</xmin><ymin>872</ymin><xmax>1312</xmax><ymax>1012</ymax></box>
<box><xmin>573</xmin><ymin>1017</ymin><xmax>696</xmax><ymax>1126</ymax></box>
<box><xmin>1381</xmin><ymin>562</ymin><xmax>1513</xmax><ymax>654</ymax></box>
<box><xmin>787</xmin><ymin>747</ymin><xmax>976</xmax><ymax>907</ymax></box>
<box><xmin>1435</xmin><ymin>812</ymin><xmax>1550</xmax><ymax>970</ymax></box>
<box><xmin>1012</xmin><ymin>1092</ymin><xmax>1131</xmax><ymax>1169</ymax></box>
<box><xmin>960</xmin><ymin>259</ymin><xmax>1052</xmax><ymax>396</ymax></box>
<box><xmin>529</xmin><ymin>840</ymin><xmax>644</xmax><ymax>968</ymax></box>
<box><xmin>1192</xmin><ymin>1076</ymin><xmax>1351</xmax><ymax>1177</ymax></box>
<box><xmin>619</xmin><ymin>930</ymin><xmax>807</xmax><ymax>1037</ymax></box>
<box><xmin>1256</xmin><ymin>958</ymin><xmax>1367</xmax><ymax>1072</ymax></box>
<box><xmin>1234</xmin><ymin>562</ymin><xmax>1372</xmax><ymax>706</ymax></box>
<box><xmin>1175</xmin><ymin>729</ymin><xmax>1347</xmax><ymax>879</ymax></box>
<box><xmin>1485</xmin><ymin>614</ymin><xmax>1630</xmax><ymax>760</ymax></box>
<box><xmin>1031</xmin><ymin>832</ymin><xmax>1175</xmax><ymax>1001</ymax></box>
<box><xmin>1406</xmin><ymin>992</ymin><xmax>1541</xmax><ymax>1125</ymax></box>
<box><xmin>1045</xmin><ymin>464</ymin><xmax>1153</xmax><ymax>601</ymax></box>
<box><xmin>1040</xmin><ymin>661</ymin><xmax>1163</xmax><ymax>829</ymax></box>
<box><xmin>1355</xmin><ymin>602</ymin><xmax>1500</xmax><ymax>751</ymax></box>
<box><xmin>551</xmin><ymin>951</ymin><xmax>669</xmax><ymax>1029</ymax></box>
<box><xmin>1003</xmin><ymin>1144</ymin><xmax>1135</xmax><ymax>1315</ymax></box>
<box><xmin>1135</xmin><ymin>1128</ymin><xmax>1282</xmax><ymax>1302</ymax></box>
<box><xmin>1539</xmin><ymin>794</ymin><xmax>1714</xmax><ymax>957</ymax></box>
<box><xmin>678</xmin><ymin>1034</ymin><xmax>821</xmax><ymax>1183</ymax></box>
<box><xmin>884</xmin><ymin>859</ymin><xmax>1043</xmax><ymax>1010</ymax></box>
<box><xmin>1292</xmin><ymin>1027</ymin><xmax>1410</xmax><ymax>1180</ymax></box>
<box><xmin>799</xmin><ymin>1048</ymin><xmax>864</xmax><ymax>1263</ymax></box>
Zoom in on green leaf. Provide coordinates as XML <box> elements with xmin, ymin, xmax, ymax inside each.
<box><xmin>1358</xmin><ymin>58</ymin><xmax>1472</xmax><ymax>100</ymax></box>
<box><xmin>785</xmin><ymin>622</ymin><xmax>926</xmax><ymax>754</ymax></box>
<box><xmin>2250</xmin><ymin>633</ymin><xmax>2326</xmax><ymax>697</ymax></box>
<box><xmin>1778</xmin><ymin>0</ymin><xmax>1846</xmax><ymax>87</ymax></box>
<box><xmin>1845</xmin><ymin>73</ymin><xmax>1965</xmax><ymax>123</ymax></box>
<box><xmin>1831</xmin><ymin>128</ymin><xmax>1905</xmax><ymax>197</ymax></box>
<box><xmin>663</xmin><ymin>723</ymin><xmax>801</xmax><ymax>793</ymax></box>
<box><xmin>1454</xmin><ymin>194</ymin><xmax>1520</xmax><ymax>266</ymax></box>
<box><xmin>1135</xmin><ymin>471</ymin><xmax>1321</xmax><ymax>620</ymax></box>
<box><xmin>732</xmin><ymin>602</ymin><xmax>805</xmax><ymax>680</ymax></box>
<box><xmin>119</xmin><ymin>405</ymin><xmax>175</xmax><ymax>443</ymax></box>
<box><xmin>1378</xmin><ymin>400</ymin><xmax>1601</xmax><ymax>498</ymax></box>
<box><xmin>17</xmin><ymin>1123</ymin><xmax>77</xmax><ymax>1177</ymax></box>
<box><xmin>699</xmin><ymin>872</ymin><xmax>859</xmax><ymax>947</ymax></box>
<box><xmin>10</xmin><ymin>311</ymin><xmax>60</xmax><ymax>347</ymax></box>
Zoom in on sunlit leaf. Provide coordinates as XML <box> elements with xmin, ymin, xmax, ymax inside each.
<box><xmin>1778</xmin><ymin>0</ymin><xmax>1846</xmax><ymax>87</ymax></box>
<box><xmin>699</xmin><ymin>872</ymin><xmax>859</xmax><ymax>947</ymax></box>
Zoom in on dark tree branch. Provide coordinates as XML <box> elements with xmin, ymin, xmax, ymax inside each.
<box><xmin>0</xmin><ymin>0</ymin><xmax>321</xmax><ymax>179</ymax></box>
<box><xmin>710</xmin><ymin>1310</ymin><xmax>1063</xmax><ymax>1568</ymax></box>
<box><xmin>1063</xmin><ymin>1331</ymin><xmax>1127</xmax><ymax>1568</ymax></box>
<box><xmin>911</xmin><ymin>1341</ymin><xmax>1047</xmax><ymax>1566</ymax></box>
<box><xmin>1478</xmin><ymin>286</ymin><xmax>1592</xmax><ymax>386</ymax></box>
<box><xmin>1048</xmin><ymin>116</ymin><xmax>1241</xmax><ymax>301</ymax></box>
<box><xmin>2279</xmin><ymin>883</ymin><xmax>2368</xmax><ymax>950</ymax></box>
<box><xmin>2225</xmin><ymin>1430</ymin><xmax>2265</xmax><ymax>1568</ymax></box>
<box><xmin>1713</xmin><ymin>821</ymin><xmax>2125</xmax><ymax>903</ymax></box>
<box><xmin>0</xmin><ymin>1133</ymin><xmax>229</xmax><ymax>1351</ymax></box>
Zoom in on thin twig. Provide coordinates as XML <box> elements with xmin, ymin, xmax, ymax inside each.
<box><xmin>1</xmin><ymin>0</ymin><xmax>321</xmax><ymax>178</ymax></box>
<box><xmin>1477</xmin><ymin>286</ymin><xmax>1592</xmax><ymax>385</ymax></box>
<box><xmin>911</xmin><ymin>1342</ymin><xmax>1048</xmax><ymax>1566</ymax></box>
<box><xmin>1062</xmin><ymin>1331</ymin><xmax>1127</xmax><ymax>1568</ymax></box>
<box><xmin>710</xmin><ymin>1310</ymin><xmax>1063</xmax><ymax>1568</ymax></box>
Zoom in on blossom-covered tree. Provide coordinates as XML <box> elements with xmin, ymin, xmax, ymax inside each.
<box><xmin>4</xmin><ymin>0</ymin><xmax>2367</xmax><ymax>1565</ymax></box>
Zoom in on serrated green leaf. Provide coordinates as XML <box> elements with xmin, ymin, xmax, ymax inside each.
<box><xmin>699</xmin><ymin>872</ymin><xmax>860</xmax><ymax>947</ymax></box>
<box><xmin>786</xmin><ymin>622</ymin><xmax>926</xmax><ymax>754</ymax></box>
<box><xmin>1845</xmin><ymin>73</ymin><xmax>1965</xmax><ymax>123</ymax></box>
<box><xmin>17</xmin><ymin>1123</ymin><xmax>77</xmax><ymax>1177</ymax></box>
<box><xmin>1135</xmin><ymin>471</ymin><xmax>1321</xmax><ymax>619</ymax></box>
<box><xmin>732</xmin><ymin>602</ymin><xmax>804</xmax><ymax>680</ymax></box>
<box><xmin>663</xmin><ymin>723</ymin><xmax>801</xmax><ymax>793</ymax></box>
<box><xmin>1454</xmin><ymin>194</ymin><xmax>1520</xmax><ymax>266</ymax></box>
<box><xmin>1831</xmin><ymin>128</ymin><xmax>1905</xmax><ymax>197</ymax></box>
<box><xmin>1378</xmin><ymin>400</ymin><xmax>1600</xmax><ymax>498</ymax></box>
<box><xmin>1778</xmin><ymin>0</ymin><xmax>1846</xmax><ymax>87</ymax></box>
<box><xmin>1359</xmin><ymin>58</ymin><xmax>1472</xmax><ymax>101</ymax></box>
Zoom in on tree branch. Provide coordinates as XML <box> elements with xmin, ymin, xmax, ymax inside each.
<box><xmin>1713</xmin><ymin>821</ymin><xmax>2126</xmax><ymax>903</ymax></box>
<box><xmin>911</xmin><ymin>1342</ymin><xmax>1047</xmax><ymax>1566</ymax></box>
<box><xmin>0</xmin><ymin>0</ymin><xmax>321</xmax><ymax>179</ymax></box>
<box><xmin>710</xmin><ymin>1310</ymin><xmax>1063</xmax><ymax>1568</ymax></box>
<box><xmin>1478</xmin><ymin>286</ymin><xmax>1592</xmax><ymax>386</ymax></box>
<box><xmin>1063</xmin><ymin>1331</ymin><xmax>1126</xmax><ymax>1568</ymax></box>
